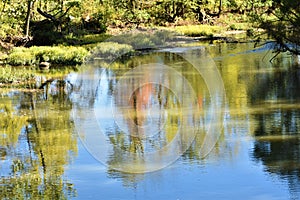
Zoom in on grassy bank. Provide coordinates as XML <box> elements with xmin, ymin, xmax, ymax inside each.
<box><xmin>6</xmin><ymin>46</ymin><xmax>89</xmax><ymax>66</ymax></box>
<box><xmin>0</xmin><ymin>24</ymin><xmax>257</xmax><ymax>68</ymax></box>
<box><xmin>0</xmin><ymin>24</ymin><xmax>259</xmax><ymax>86</ymax></box>
<box><xmin>171</xmin><ymin>25</ymin><xmax>225</xmax><ymax>37</ymax></box>
<box><xmin>1</xmin><ymin>29</ymin><xmax>180</xmax><ymax>67</ymax></box>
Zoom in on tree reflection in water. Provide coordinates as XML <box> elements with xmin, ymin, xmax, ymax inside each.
<box><xmin>208</xmin><ymin>43</ymin><xmax>300</xmax><ymax>195</ymax></box>
<box><xmin>95</xmin><ymin>51</ymin><xmax>220</xmax><ymax>176</ymax></box>
<box><xmin>0</xmin><ymin>74</ymin><xmax>77</xmax><ymax>199</ymax></box>
<box><xmin>2</xmin><ymin>43</ymin><xmax>299</xmax><ymax>198</ymax></box>
<box><xmin>211</xmin><ymin>42</ymin><xmax>300</xmax><ymax>198</ymax></box>
<box><xmin>249</xmin><ymin>67</ymin><xmax>300</xmax><ymax>199</ymax></box>
<box><xmin>252</xmin><ymin>110</ymin><xmax>300</xmax><ymax>199</ymax></box>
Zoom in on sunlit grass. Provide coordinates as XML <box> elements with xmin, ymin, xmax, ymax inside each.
<box><xmin>171</xmin><ymin>25</ymin><xmax>225</xmax><ymax>37</ymax></box>
<box><xmin>228</xmin><ymin>23</ymin><xmax>251</xmax><ymax>31</ymax></box>
<box><xmin>6</xmin><ymin>46</ymin><xmax>89</xmax><ymax>66</ymax></box>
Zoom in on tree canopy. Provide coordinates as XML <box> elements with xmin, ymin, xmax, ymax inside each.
<box><xmin>0</xmin><ymin>0</ymin><xmax>299</xmax><ymax>55</ymax></box>
<box><xmin>253</xmin><ymin>0</ymin><xmax>300</xmax><ymax>55</ymax></box>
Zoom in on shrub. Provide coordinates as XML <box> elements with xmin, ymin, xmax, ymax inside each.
<box><xmin>6</xmin><ymin>46</ymin><xmax>89</xmax><ymax>66</ymax></box>
<box><xmin>6</xmin><ymin>48</ymin><xmax>36</xmax><ymax>66</ymax></box>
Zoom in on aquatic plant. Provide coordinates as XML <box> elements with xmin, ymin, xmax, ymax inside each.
<box><xmin>6</xmin><ymin>46</ymin><xmax>89</xmax><ymax>66</ymax></box>
<box><xmin>173</xmin><ymin>25</ymin><xmax>224</xmax><ymax>37</ymax></box>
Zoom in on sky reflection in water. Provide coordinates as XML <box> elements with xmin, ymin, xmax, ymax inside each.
<box><xmin>0</xmin><ymin>43</ymin><xmax>300</xmax><ymax>199</ymax></box>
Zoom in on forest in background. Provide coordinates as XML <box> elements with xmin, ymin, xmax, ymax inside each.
<box><xmin>0</xmin><ymin>0</ymin><xmax>298</xmax><ymax>52</ymax></box>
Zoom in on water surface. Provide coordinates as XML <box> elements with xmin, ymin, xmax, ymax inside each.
<box><xmin>1</xmin><ymin>43</ymin><xmax>300</xmax><ymax>199</ymax></box>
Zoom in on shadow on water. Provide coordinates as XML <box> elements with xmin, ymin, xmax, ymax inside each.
<box><xmin>207</xmin><ymin>42</ymin><xmax>300</xmax><ymax>199</ymax></box>
<box><xmin>249</xmin><ymin>68</ymin><xmax>300</xmax><ymax>199</ymax></box>
<box><xmin>251</xmin><ymin>109</ymin><xmax>300</xmax><ymax>199</ymax></box>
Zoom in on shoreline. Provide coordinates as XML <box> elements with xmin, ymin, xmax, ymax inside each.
<box><xmin>0</xmin><ymin>28</ymin><xmax>257</xmax><ymax>66</ymax></box>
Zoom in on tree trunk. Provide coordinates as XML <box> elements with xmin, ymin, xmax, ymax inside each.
<box><xmin>217</xmin><ymin>0</ymin><xmax>222</xmax><ymax>17</ymax></box>
<box><xmin>25</xmin><ymin>0</ymin><xmax>34</xmax><ymax>37</ymax></box>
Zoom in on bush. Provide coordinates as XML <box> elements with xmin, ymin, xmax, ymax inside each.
<box><xmin>6</xmin><ymin>46</ymin><xmax>89</xmax><ymax>66</ymax></box>
<box><xmin>6</xmin><ymin>49</ymin><xmax>36</xmax><ymax>66</ymax></box>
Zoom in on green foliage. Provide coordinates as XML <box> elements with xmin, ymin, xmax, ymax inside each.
<box><xmin>6</xmin><ymin>49</ymin><xmax>36</xmax><ymax>66</ymax></box>
<box><xmin>150</xmin><ymin>0</ymin><xmax>196</xmax><ymax>24</ymax></box>
<box><xmin>251</xmin><ymin>0</ymin><xmax>300</xmax><ymax>55</ymax></box>
<box><xmin>109</xmin><ymin>33</ymin><xmax>157</xmax><ymax>49</ymax></box>
<box><xmin>6</xmin><ymin>46</ymin><xmax>89</xmax><ymax>66</ymax></box>
<box><xmin>0</xmin><ymin>0</ymin><xmax>295</xmax><ymax>55</ymax></box>
<box><xmin>0</xmin><ymin>0</ymin><xmax>108</xmax><ymax>44</ymax></box>
<box><xmin>0</xmin><ymin>1</ymin><xmax>26</xmax><ymax>37</ymax></box>
<box><xmin>109</xmin><ymin>0</ymin><xmax>149</xmax><ymax>26</ymax></box>
<box><xmin>0</xmin><ymin>24</ymin><xmax>22</xmax><ymax>39</ymax></box>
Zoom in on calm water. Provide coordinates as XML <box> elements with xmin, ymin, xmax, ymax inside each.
<box><xmin>1</xmin><ymin>43</ymin><xmax>300</xmax><ymax>199</ymax></box>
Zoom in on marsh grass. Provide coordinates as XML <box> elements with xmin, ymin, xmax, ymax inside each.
<box><xmin>108</xmin><ymin>30</ymin><xmax>176</xmax><ymax>49</ymax></box>
<box><xmin>229</xmin><ymin>23</ymin><xmax>251</xmax><ymax>31</ymax></box>
<box><xmin>172</xmin><ymin>25</ymin><xmax>225</xmax><ymax>37</ymax></box>
<box><xmin>90</xmin><ymin>42</ymin><xmax>134</xmax><ymax>60</ymax></box>
<box><xmin>6</xmin><ymin>46</ymin><xmax>89</xmax><ymax>66</ymax></box>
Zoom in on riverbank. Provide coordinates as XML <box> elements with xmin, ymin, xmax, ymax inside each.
<box><xmin>0</xmin><ymin>24</ymin><xmax>261</xmax><ymax>85</ymax></box>
<box><xmin>0</xmin><ymin>25</ymin><xmax>257</xmax><ymax>64</ymax></box>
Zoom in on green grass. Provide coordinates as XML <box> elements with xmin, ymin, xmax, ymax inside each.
<box><xmin>6</xmin><ymin>46</ymin><xmax>89</xmax><ymax>66</ymax></box>
<box><xmin>172</xmin><ymin>25</ymin><xmax>225</xmax><ymax>37</ymax></box>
